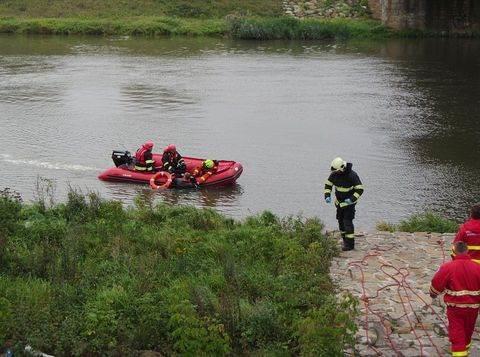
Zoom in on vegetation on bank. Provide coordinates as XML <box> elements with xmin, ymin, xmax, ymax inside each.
<box><xmin>0</xmin><ymin>16</ymin><xmax>388</xmax><ymax>39</ymax></box>
<box><xmin>0</xmin><ymin>0</ymin><xmax>384</xmax><ymax>38</ymax></box>
<box><xmin>0</xmin><ymin>187</ymin><xmax>357</xmax><ymax>355</ymax></box>
<box><xmin>0</xmin><ymin>0</ymin><xmax>283</xmax><ymax>18</ymax></box>
<box><xmin>0</xmin><ymin>17</ymin><xmax>228</xmax><ymax>36</ymax></box>
<box><xmin>228</xmin><ymin>17</ymin><xmax>388</xmax><ymax>39</ymax></box>
<box><xmin>0</xmin><ymin>1</ymin><xmax>477</xmax><ymax>38</ymax></box>
<box><xmin>377</xmin><ymin>212</ymin><xmax>459</xmax><ymax>233</ymax></box>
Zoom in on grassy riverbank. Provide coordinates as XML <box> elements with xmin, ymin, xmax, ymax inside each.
<box><xmin>0</xmin><ymin>188</ymin><xmax>356</xmax><ymax>355</ymax></box>
<box><xmin>0</xmin><ymin>16</ymin><xmax>388</xmax><ymax>39</ymax></box>
<box><xmin>377</xmin><ymin>212</ymin><xmax>459</xmax><ymax>233</ymax></box>
<box><xmin>0</xmin><ymin>0</ymin><xmax>385</xmax><ymax>38</ymax></box>
<box><xmin>0</xmin><ymin>0</ymin><xmax>283</xmax><ymax>18</ymax></box>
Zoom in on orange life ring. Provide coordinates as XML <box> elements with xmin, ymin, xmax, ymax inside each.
<box><xmin>149</xmin><ymin>171</ymin><xmax>173</xmax><ymax>190</ymax></box>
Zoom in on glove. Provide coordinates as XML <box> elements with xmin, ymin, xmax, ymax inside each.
<box><xmin>344</xmin><ymin>198</ymin><xmax>353</xmax><ymax>205</ymax></box>
<box><xmin>190</xmin><ymin>176</ymin><xmax>199</xmax><ymax>188</ymax></box>
<box><xmin>325</xmin><ymin>196</ymin><xmax>332</xmax><ymax>204</ymax></box>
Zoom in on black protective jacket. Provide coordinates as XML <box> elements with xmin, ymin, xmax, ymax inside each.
<box><xmin>162</xmin><ymin>152</ymin><xmax>186</xmax><ymax>174</ymax></box>
<box><xmin>324</xmin><ymin>163</ymin><xmax>364</xmax><ymax>208</ymax></box>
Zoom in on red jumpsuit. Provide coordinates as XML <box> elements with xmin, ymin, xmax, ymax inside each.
<box><xmin>430</xmin><ymin>255</ymin><xmax>480</xmax><ymax>356</ymax></box>
<box><xmin>453</xmin><ymin>219</ymin><xmax>480</xmax><ymax>263</ymax></box>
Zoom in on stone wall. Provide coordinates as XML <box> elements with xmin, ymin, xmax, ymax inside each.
<box><xmin>330</xmin><ymin>231</ymin><xmax>480</xmax><ymax>356</ymax></box>
<box><xmin>425</xmin><ymin>0</ymin><xmax>480</xmax><ymax>33</ymax></box>
<box><xmin>285</xmin><ymin>0</ymin><xmax>480</xmax><ymax>32</ymax></box>
<box><xmin>367</xmin><ymin>0</ymin><xmax>480</xmax><ymax>31</ymax></box>
<box><xmin>367</xmin><ymin>0</ymin><xmax>427</xmax><ymax>29</ymax></box>
<box><xmin>367</xmin><ymin>0</ymin><xmax>382</xmax><ymax>19</ymax></box>
<box><xmin>283</xmin><ymin>0</ymin><xmax>368</xmax><ymax>18</ymax></box>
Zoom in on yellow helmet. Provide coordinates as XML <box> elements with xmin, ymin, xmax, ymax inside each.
<box><xmin>330</xmin><ymin>157</ymin><xmax>346</xmax><ymax>171</ymax></box>
<box><xmin>203</xmin><ymin>159</ymin><xmax>214</xmax><ymax>169</ymax></box>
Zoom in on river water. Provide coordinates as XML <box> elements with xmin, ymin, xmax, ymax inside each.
<box><xmin>0</xmin><ymin>35</ymin><xmax>479</xmax><ymax>229</ymax></box>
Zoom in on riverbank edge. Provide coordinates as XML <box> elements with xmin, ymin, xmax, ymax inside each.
<box><xmin>0</xmin><ymin>189</ymin><xmax>357</xmax><ymax>355</ymax></box>
<box><xmin>1</xmin><ymin>16</ymin><xmax>477</xmax><ymax>39</ymax></box>
<box><xmin>329</xmin><ymin>230</ymin><xmax>457</xmax><ymax>355</ymax></box>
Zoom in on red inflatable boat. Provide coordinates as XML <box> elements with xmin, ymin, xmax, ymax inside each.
<box><xmin>98</xmin><ymin>151</ymin><xmax>243</xmax><ymax>188</ymax></box>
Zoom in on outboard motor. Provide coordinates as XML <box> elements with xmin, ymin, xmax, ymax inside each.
<box><xmin>112</xmin><ymin>150</ymin><xmax>133</xmax><ymax>167</ymax></box>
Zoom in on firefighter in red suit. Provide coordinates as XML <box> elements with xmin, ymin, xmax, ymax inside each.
<box><xmin>452</xmin><ymin>205</ymin><xmax>480</xmax><ymax>263</ymax></box>
<box><xmin>430</xmin><ymin>241</ymin><xmax>480</xmax><ymax>356</ymax></box>
<box><xmin>134</xmin><ymin>141</ymin><xmax>155</xmax><ymax>172</ymax></box>
<box><xmin>186</xmin><ymin>159</ymin><xmax>218</xmax><ymax>188</ymax></box>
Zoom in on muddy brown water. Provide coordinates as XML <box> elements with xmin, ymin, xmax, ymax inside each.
<box><xmin>0</xmin><ymin>35</ymin><xmax>479</xmax><ymax>229</ymax></box>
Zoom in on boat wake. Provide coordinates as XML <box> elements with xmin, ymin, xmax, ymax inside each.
<box><xmin>0</xmin><ymin>154</ymin><xmax>100</xmax><ymax>172</ymax></box>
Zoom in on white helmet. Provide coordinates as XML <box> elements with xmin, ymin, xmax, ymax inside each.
<box><xmin>330</xmin><ymin>157</ymin><xmax>346</xmax><ymax>171</ymax></box>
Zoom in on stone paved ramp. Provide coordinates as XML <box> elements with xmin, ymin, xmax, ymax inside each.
<box><xmin>330</xmin><ymin>231</ymin><xmax>480</xmax><ymax>356</ymax></box>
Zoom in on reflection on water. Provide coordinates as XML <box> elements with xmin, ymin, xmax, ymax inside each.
<box><xmin>0</xmin><ymin>35</ymin><xmax>479</xmax><ymax>228</ymax></box>
<box><xmin>102</xmin><ymin>181</ymin><xmax>244</xmax><ymax>215</ymax></box>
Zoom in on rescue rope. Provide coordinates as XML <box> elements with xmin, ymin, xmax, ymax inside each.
<box><xmin>346</xmin><ymin>236</ymin><xmax>449</xmax><ymax>356</ymax></box>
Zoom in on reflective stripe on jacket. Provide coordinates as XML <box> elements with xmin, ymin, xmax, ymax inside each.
<box><xmin>192</xmin><ymin>164</ymin><xmax>218</xmax><ymax>184</ymax></box>
<box><xmin>430</xmin><ymin>255</ymin><xmax>480</xmax><ymax>308</ymax></box>
<box><xmin>324</xmin><ymin>162</ymin><xmax>364</xmax><ymax>206</ymax></box>
<box><xmin>453</xmin><ymin>219</ymin><xmax>480</xmax><ymax>263</ymax></box>
<box><xmin>162</xmin><ymin>152</ymin><xmax>185</xmax><ymax>172</ymax></box>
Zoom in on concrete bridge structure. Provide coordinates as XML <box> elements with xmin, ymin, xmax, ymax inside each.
<box><xmin>368</xmin><ymin>0</ymin><xmax>480</xmax><ymax>32</ymax></box>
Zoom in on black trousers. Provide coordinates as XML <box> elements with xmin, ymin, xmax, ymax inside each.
<box><xmin>336</xmin><ymin>204</ymin><xmax>356</xmax><ymax>240</ymax></box>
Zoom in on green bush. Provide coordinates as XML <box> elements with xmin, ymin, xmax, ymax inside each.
<box><xmin>297</xmin><ymin>293</ymin><xmax>358</xmax><ymax>356</ymax></box>
<box><xmin>0</xmin><ymin>189</ymin><xmax>355</xmax><ymax>355</ymax></box>
<box><xmin>227</xmin><ymin>16</ymin><xmax>389</xmax><ymax>40</ymax></box>
<box><xmin>0</xmin><ymin>188</ymin><xmax>22</xmax><ymax>235</ymax></box>
<box><xmin>376</xmin><ymin>212</ymin><xmax>459</xmax><ymax>233</ymax></box>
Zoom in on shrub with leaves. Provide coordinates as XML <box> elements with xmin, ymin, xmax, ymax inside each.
<box><xmin>0</xmin><ymin>188</ymin><xmax>355</xmax><ymax>355</ymax></box>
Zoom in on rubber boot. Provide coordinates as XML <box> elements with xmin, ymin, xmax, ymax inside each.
<box><xmin>342</xmin><ymin>238</ymin><xmax>354</xmax><ymax>251</ymax></box>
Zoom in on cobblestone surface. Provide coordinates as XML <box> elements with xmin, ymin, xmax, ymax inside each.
<box><xmin>283</xmin><ymin>0</ymin><xmax>367</xmax><ymax>18</ymax></box>
<box><xmin>330</xmin><ymin>231</ymin><xmax>480</xmax><ymax>356</ymax></box>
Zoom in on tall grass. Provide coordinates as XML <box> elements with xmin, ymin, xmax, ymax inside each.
<box><xmin>0</xmin><ymin>0</ymin><xmax>283</xmax><ymax>18</ymax></box>
<box><xmin>0</xmin><ymin>188</ymin><xmax>356</xmax><ymax>355</ymax></box>
<box><xmin>227</xmin><ymin>16</ymin><xmax>390</xmax><ymax>40</ymax></box>
<box><xmin>377</xmin><ymin>212</ymin><xmax>459</xmax><ymax>233</ymax></box>
<box><xmin>0</xmin><ymin>17</ymin><xmax>228</xmax><ymax>36</ymax></box>
<box><xmin>0</xmin><ymin>16</ymin><xmax>390</xmax><ymax>38</ymax></box>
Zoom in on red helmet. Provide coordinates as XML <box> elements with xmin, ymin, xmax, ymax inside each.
<box><xmin>165</xmin><ymin>144</ymin><xmax>176</xmax><ymax>153</ymax></box>
<box><xmin>143</xmin><ymin>141</ymin><xmax>154</xmax><ymax>150</ymax></box>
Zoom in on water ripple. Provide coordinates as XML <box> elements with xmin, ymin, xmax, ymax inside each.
<box><xmin>120</xmin><ymin>84</ymin><xmax>196</xmax><ymax>111</ymax></box>
<box><xmin>0</xmin><ymin>154</ymin><xmax>101</xmax><ymax>172</ymax></box>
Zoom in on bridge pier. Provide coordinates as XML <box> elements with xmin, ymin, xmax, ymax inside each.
<box><xmin>368</xmin><ymin>0</ymin><xmax>480</xmax><ymax>32</ymax></box>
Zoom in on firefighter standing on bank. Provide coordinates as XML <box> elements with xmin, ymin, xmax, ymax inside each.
<box><xmin>452</xmin><ymin>204</ymin><xmax>480</xmax><ymax>263</ymax></box>
<box><xmin>430</xmin><ymin>241</ymin><xmax>480</xmax><ymax>357</ymax></box>
<box><xmin>324</xmin><ymin>157</ymin><xmax>364</xmax><ymax>251</ymax></box>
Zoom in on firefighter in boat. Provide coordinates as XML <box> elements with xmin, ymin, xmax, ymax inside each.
<box><xmin>161</xmin><ymin>144</ymin><xmax>186</xmax><ymax>176</ymax></box>
<box><xmin>134</xmin><ymin>141</ymin><xmax>155</xmax><ymax>173</ymax></box>
<box><xmin>186</xmin><ymin>159</ymin><xmax>218</xmax><ymax>188</ymax></box>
